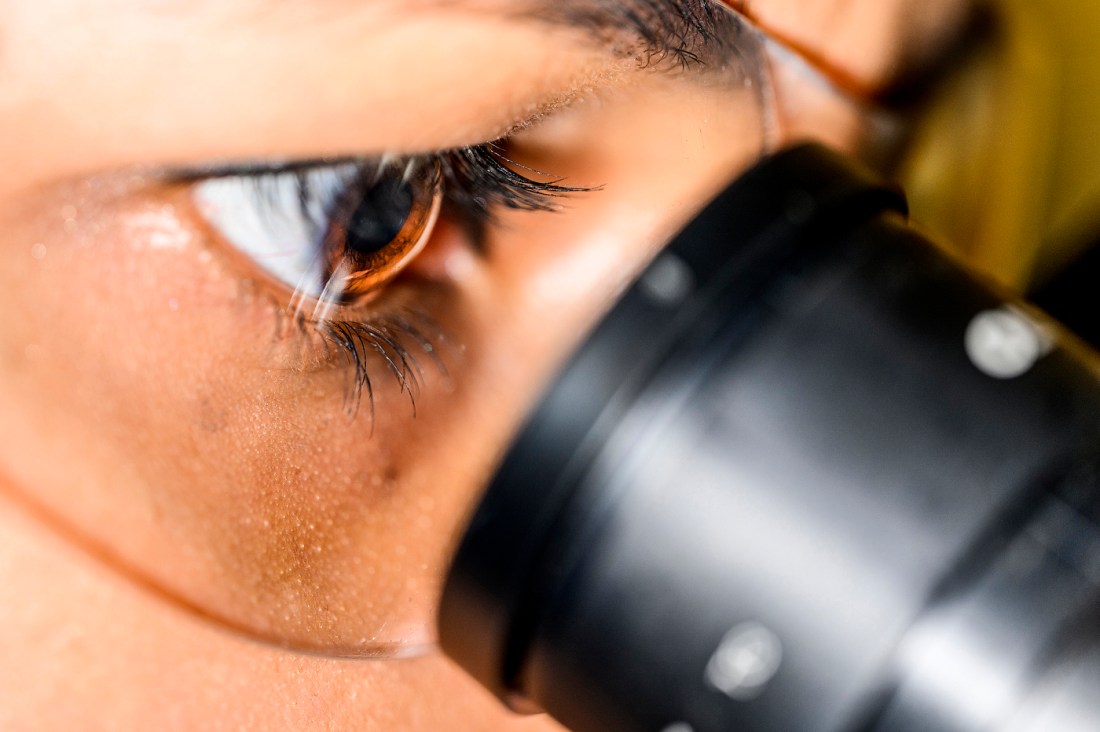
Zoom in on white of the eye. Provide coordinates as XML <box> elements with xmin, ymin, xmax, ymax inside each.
<box><xmin>193</xmin><ymin>164</ymin><xmax>359</xmax><ymax>298</ymax></box>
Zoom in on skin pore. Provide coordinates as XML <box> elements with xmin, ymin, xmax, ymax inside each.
<box><xmin>0</xmin><ymin>0</ymin><xmax>967</xmax><ymax>729</ymax></box>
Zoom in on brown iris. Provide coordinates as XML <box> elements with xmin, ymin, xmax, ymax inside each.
<box><xmin>320</xmin><ymin>162</ymin><xmax>442</xmax><ymax>305</ymax></box>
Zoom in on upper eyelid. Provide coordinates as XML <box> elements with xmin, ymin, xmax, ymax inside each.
<box><xmin>163</xmin><ymin>155</ymin><xmax>403</xmax><ymax>184</ymax></box>
<box><xmin>175</xmin><ymin>142</ymin><xmax>590</xmax><ymax>221</ymax></box>
<box><xmin>152</xmin><ymin>118</ymin><xmax>558</xmax><ymax>184</ymax></box>
<box><xmin>177</xmin><ymin>141</ymin><xmax>592</xmax><ymax>291</ymax></box>
<box><xmin>182</xmin><ymin>142</ymin><xmax>588</xmax><ymax>302</ymax></box>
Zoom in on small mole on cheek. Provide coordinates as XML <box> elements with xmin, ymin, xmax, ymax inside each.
<box><xmin>367</xmin><ymin>467</ymin><xmax>400</xmax><ymax>498</ymax></box>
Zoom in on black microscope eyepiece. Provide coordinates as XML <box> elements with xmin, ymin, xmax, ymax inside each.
<box><xmin>441</xmin><ymin>145</ymin><xmax>1100</xmax><ymax>732</ymax></box>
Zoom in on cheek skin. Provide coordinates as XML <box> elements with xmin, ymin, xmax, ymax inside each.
<box><xmin>0</xmin><ymin>180</ymin><xmax>474</xmax><ymax>651</ymax></box>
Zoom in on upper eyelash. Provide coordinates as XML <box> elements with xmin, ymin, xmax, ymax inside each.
<box><xmin>182</xmin><ymin>140</ymin><xmax>588</xmax><ymax>247</ymax></box>
<box><xmin>438</xmin><ymin>142</ymin><xmax>589</xmax><ymax>244</ymax></box>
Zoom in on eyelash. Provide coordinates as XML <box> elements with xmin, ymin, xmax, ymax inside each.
<box><xmin>193</xmin><ymin>141</ymin><xmax>584</xmax><ymax>417</ymax></box>
<box><xmin>434</xmin><ymin>143</ymin><xmax>585</xmax><ymax>244</ymax></box>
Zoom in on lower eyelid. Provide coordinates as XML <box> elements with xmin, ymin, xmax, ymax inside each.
<box><xmin>213</xmin><ymin>213</ymin><xmax>469</xmax><ymax>416</ymax></box>
<box><xmin>122</xmin><ymin>183</ymin><xmax>428</xmax><ymax>413</ymax></box>
<box><xmin>259</xmin><ymin>281</ymin><xmax>459</xmax><ymax>417</ymax></box>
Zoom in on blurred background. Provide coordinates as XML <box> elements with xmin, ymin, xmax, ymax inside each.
<box><xmin>898</xmin><ymin>0</ymin><xmax>1100</xmax><ymax>346</ymax></box>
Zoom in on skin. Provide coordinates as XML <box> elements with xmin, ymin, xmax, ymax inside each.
<box><xmin>0</xmin><ymin>0</ymin><xmax>967</xmax><ymax>729</ymax></box>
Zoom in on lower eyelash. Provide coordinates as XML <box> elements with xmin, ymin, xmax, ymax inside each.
<box><xmin>302</xmin><ymin>307</ymin><xmax>448</xmax><ymax>424</ymax></box>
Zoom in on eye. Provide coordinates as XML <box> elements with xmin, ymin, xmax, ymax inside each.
<box><xmin>183</xmin><ymin>144</ymin><xmax>584</xmax><ymax>412</ymax></box>
<box><xmin>193</xmin><ymin>159</ymin><xmax>442</xmax><ymax>308</ymax></box>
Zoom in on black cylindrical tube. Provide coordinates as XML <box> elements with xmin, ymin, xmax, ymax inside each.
<box><xmin>439</xmin><ymin>145</ymin><xmax>1100</xmax><ymax>732</ymax></box>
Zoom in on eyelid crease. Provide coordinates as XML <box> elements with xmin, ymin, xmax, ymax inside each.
<box><xmin>168</xmin><ymin>157</ymin><xmax>360</xmax><ymax>182</ymax></box>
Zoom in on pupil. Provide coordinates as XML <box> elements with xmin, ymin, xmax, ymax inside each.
<box><xmin>345</xmin><ymin>175</ymin><xmax>415</xmax><ymax>255</ymax></box>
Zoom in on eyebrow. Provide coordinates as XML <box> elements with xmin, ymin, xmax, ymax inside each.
<box><xmin>516</xmin><ymin>0</ymin><xmax>739</xmax><ymax>67</ymax></box>
<box><xmin>398</xmin><ymin>0</ymin><xmax>739</xmax><ymax>71</ymax></box>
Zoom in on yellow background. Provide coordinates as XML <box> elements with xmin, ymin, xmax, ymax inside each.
<box><xmin>901</xmin><ymin>0</ymin><xmax>1100</xmax><ymax>289</ymax></box>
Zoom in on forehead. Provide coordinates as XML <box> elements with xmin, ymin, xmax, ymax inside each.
<box><xmin>0</xmin><ymin>0</ymin><xmax>738</xmax><ymax>188</ymax></box>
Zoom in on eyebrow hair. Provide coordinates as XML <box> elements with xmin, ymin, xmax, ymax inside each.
<box><xmin>515</xmin><ymin>0</ymin><xmax>743</xmax><ymax>68</ymax></box>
